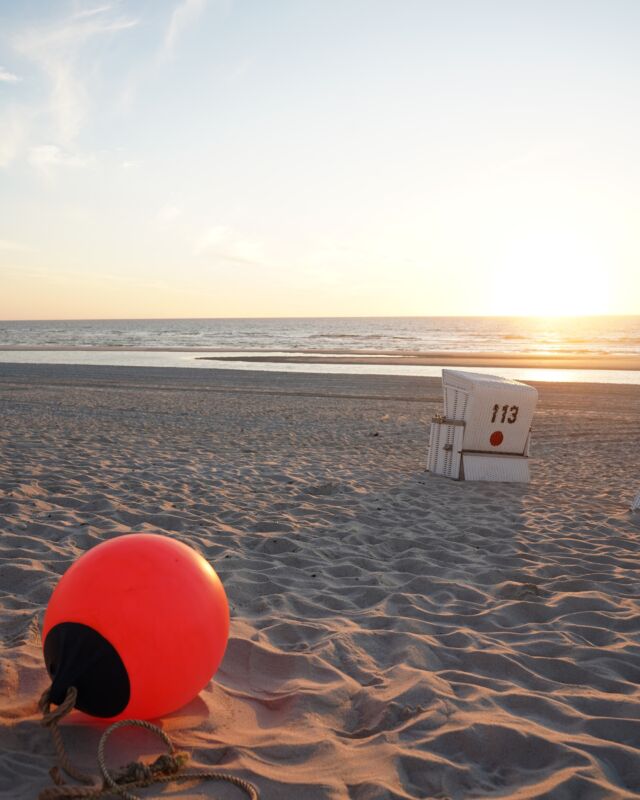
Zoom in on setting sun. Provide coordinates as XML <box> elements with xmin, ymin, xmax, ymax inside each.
<box><xmin>1</xmin><ymin>2</ymin><xmax>639</xmax><ymax>319</ymax></box>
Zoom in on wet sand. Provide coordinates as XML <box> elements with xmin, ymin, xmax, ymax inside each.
<box><xmin>198</xmin><ymin>352</ymin><xmax>640</xmax><ymax>371</ymax></box>
<box><xmin>1</xmin><ymin>346</ymin><xmax>639</xmax><ymax>371</ymax></box>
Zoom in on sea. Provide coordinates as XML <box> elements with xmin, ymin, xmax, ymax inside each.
<box><xmin>0</xmin><ymin>316</ymin><xmax>639</xmax><ymax>384</ymax></box>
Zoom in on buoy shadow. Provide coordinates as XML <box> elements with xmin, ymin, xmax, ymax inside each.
<box><xmin>54</xmin><ymin>695</ymin><xmax>210</xmax><ymax>768</ymax></box>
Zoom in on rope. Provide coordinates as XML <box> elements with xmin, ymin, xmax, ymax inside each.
<box><xmin>39</xmin><ymin>687</ymin><xmax>96</xmax><ymax>788</ymax></box>
<box><xmin>38</xmin><ymin>686</ymin><xmax>260</xmax><ymax>800</ymax></box>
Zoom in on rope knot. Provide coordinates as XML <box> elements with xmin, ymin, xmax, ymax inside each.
<box><xmin>38</xmin><ymin>685</ymin><xmax>260</xmax><ymax>799</ymax></box>
<box><xmin>109</xmin><ymin>750</ymin><xmax>188</xmax><ymax>788</ymax></box>
<box><xmin>111</xmin><ymin>761</ymin><xmax>153</xmax><ymax>786</ymax></box>
<box><xmin>151</xmin><ymin>751</ymin><xmax>188</xmax><ymax>775</ymax></box>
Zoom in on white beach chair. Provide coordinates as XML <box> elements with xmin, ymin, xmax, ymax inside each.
<box><xmin>632</xmin><ymin>492</ymin><xmax>640</xmax><ymax>512</ymax></box>
<box><xmin>427</xmin><ymin>369</ymin><xmax>538</xmax><ymax>482</ymax></box>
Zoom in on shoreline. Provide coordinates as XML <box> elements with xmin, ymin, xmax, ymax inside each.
<box><xmin>1</xmin><ymin>355</ymin><xmax>640</xmax><ymax>388</ymax></box>
<box><xmin>0</xmin><ymin>344</ymin><xmax>638</xmax><ymax>371</ymax></box>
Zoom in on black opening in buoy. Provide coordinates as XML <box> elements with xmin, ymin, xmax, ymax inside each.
<box><xmin>43</xmin><ymin>622</ymin><xmax>130</xmax><ymax>718</ymax></box>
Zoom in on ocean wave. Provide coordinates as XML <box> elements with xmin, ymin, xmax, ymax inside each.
<box><xmin>307</xmin><ymin>334</ymin><xmax>383</xmax><ymax>339</ymax></box>
<box><xmin>1</xmin><ymin>317</ymin><xmax>638</xmax><ymax>359</ymax></box>
<box><xmin>307</xmin><ymin>334</ymin><xmax>415</xmax><ymax>341</ymax></box>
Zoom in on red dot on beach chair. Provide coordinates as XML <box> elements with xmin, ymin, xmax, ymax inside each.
<box><xmin>490</xmin><ymin>431</ymin><xmax>504</xmax><ymax>446</ymax></box>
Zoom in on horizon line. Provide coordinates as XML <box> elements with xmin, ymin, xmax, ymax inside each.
<box><xmin>1</xmin><ymin>313</ymin><xmax>638</xmax><ymax>323</ymax></box>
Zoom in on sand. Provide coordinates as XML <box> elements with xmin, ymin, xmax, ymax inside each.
<box><xmin>197</xmin><ymin>353</ymin><xmax>640</xmax><ymax>371</ymax></box>
<box><xmin>1</xmin><ymin>363</ymin><xmax>639</xmax><ymax>800</ymax></box>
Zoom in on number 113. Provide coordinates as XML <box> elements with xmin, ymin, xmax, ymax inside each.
<box><xmin>491</xmin><ymin>404</ymin><xmax>519</xmax><ymax>424</ymax></box>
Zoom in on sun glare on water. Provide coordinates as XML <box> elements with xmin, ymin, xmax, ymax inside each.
<box><xmin>489</xmin><ymin>232</ymin><xmax>612</xmax><ymax>317</ymax></box>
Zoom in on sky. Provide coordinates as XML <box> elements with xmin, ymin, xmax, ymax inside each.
<box><xmin>0</xmin><ymin>0</ymin><xmax>639</xmax><ymax>320</ymax></box>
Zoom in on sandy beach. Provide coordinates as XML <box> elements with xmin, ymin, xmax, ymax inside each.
<box><xmin>1</xmin><ymin>363</ymin><xmax>640</xmax><ymax>799</ymax></box>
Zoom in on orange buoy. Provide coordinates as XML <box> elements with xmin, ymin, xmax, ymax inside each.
<box><xmin>42</xmin><ymin>533</ymin><xmax>229</xmax><ymax>720</ymax></box>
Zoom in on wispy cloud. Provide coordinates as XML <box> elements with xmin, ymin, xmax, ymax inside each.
<box><xmin>0</xmin><ymin>106</ymin><xmax>32</xmax><ymax>168</ymax></box>
<box><xmin>194</xmin><ymin>224</ymin><xmax>265</xmax><ymax>266</ymax></box>
<box><xmin>13</xmin><ymin>6</ymin><xmax>138</xmax><ymax>144</ymax></box>
<box><xmin>120</xmin><ymin>0</ymin><xmax>227</xmax><ymax>112</ymax></box>
<box><xmin>118</xmin><ymin>0</ymin><xmax>208</xmax><ymax>112</ymax></box>
<box><xmin>164</xmin><ymin>0</ymin><xmax>207</xmax><ymax>59</ymax></box>
<box><xmin>0</xmin><ymin>67</ymin><xmax>21</xmax><ymax>83</ymax></box>
<box><xmin>28</xmin><ymin>144</ymin><xmax>94</xmax><ymax>174</ymax></box>
<box><xmin>71</xmin><ymin>4</ymin><xmax>115</xmax><ymax>20</ymax></box>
